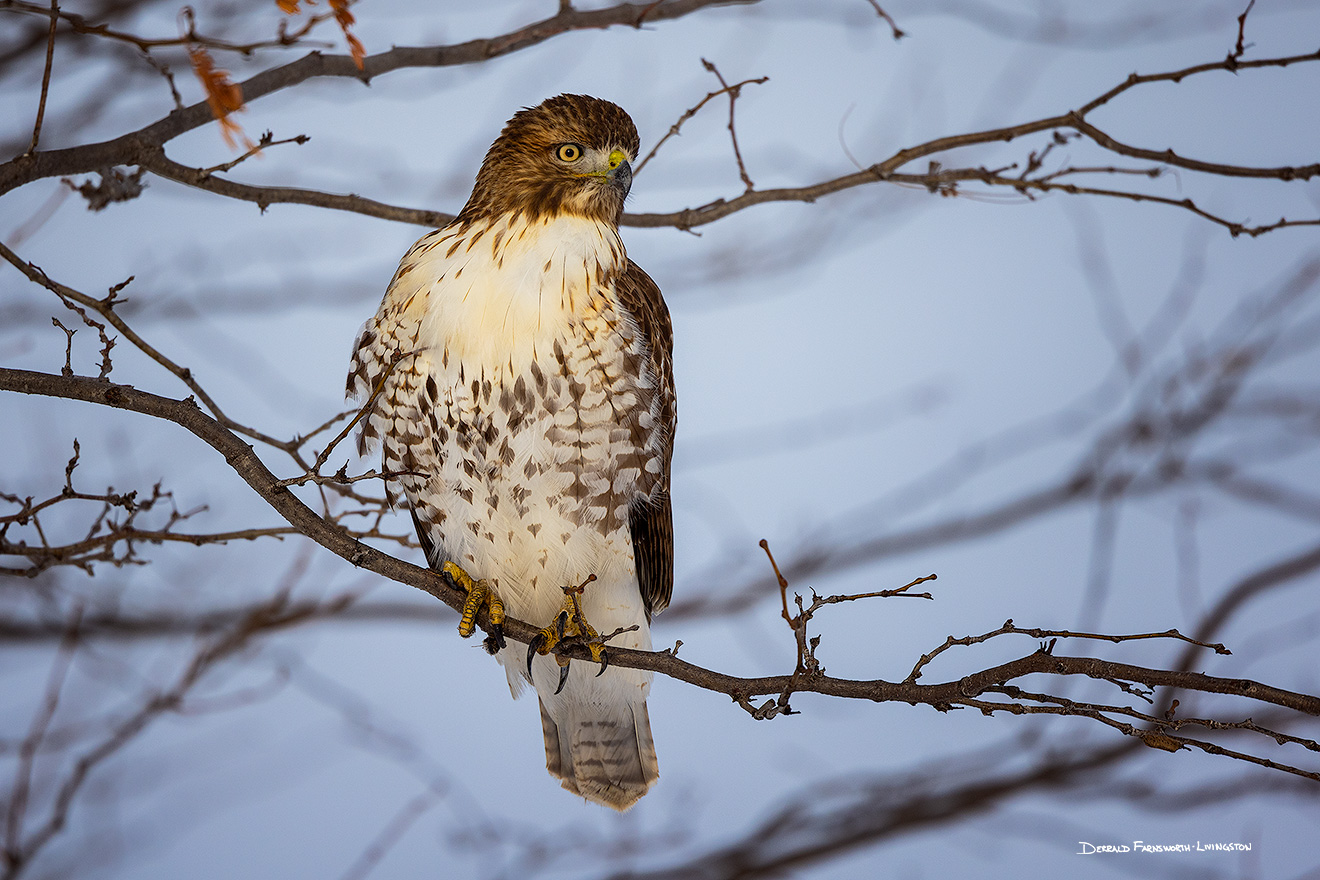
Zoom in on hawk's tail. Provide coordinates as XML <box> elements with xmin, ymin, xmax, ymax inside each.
<box><xmin>539</xmin><ymin>698</ymin><xmax>659</xmax><ymax>811</ymax></box>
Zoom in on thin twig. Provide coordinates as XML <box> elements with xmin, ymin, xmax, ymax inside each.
<box><xmin>140</xmin><ymin>50</ymin><xmax>184</xmax><ymax>110</ymax></box>
<box><xmin>3</xmin><ymin>0</ymin><xmax>337</xmax><ymax>55</ymax></box>
<box><xmin>0</xmin><ymin>242</ymin><xmax>384</xmax><ymax>508</ymax></box>
<box><xmin>989</xmin><ymin>684</ymin><xmax>1320</xmax><ymax>753</ymax></box>
<box><xmin>1229</xmin><ymin>0</ymin><xmax>1256</xmax><ymax>66</ymax></box>
<box><xmin>701</xmin><ymin>58</ymin><xmax>757</xmax><ymax>192</ymax></box>
<box><xmin>22</xmin><ymin>0</ymin><xmax>59</xmax><ymax>158</ymax></box>
<box><xmin>4</xmin><ymin>606</ymin><xmax>81</xmax><ymax>864</ymax></box>
<box><xmin>9</xmin><ymin>40</ymin><xmax>1311</xmax><ymax>238</ymax></box>
<box><xmin>759</xmin><ymin>538</ymin><xmax>792</xmax><ymax>626</ymax></box>
<box><xmin>277</xmin><ymin>349</ymin><xmax>420</xmax><ymax>488</ymax></box>
<box><xmin>9</xmin><ymin>594</ymin><xmax>295</xmax><ymax>874</ymax></box>
<box><xmin>813</xmin><ymin>574</ymin><xmax>937</xmax><ymax>606</ymax></box>
<box><xmin>863</xmin><ymin>0</ymin><xmax>905</xmax><ymax>39</ymax></box>
<box><xmin>3</xmin><ymin>368</ymin><xmax>1319</xmax><ymax>784</ymax></box>
<box><xmin>200</xmin><ymin>132</ymin><xmax>310</xmax><ymax>175</ymax></box>
<box><xmin>634</xmin><ymin>71</ymin><xmax>769</xmax><ymax>175</ymax></box>
<box><xmin>338</xmin><ymin>789</ymin><xmax>443</xmax><ymax>880</ymax></box>
<box><xmin>954</xmin><ymin>695</ymin><xmax>1320</xmax><ymax>782</ymax></box>
<box><xmin>905</xmin><ymin>619</ymin><xmax>1230</xmax><ymax>685</ymax></box>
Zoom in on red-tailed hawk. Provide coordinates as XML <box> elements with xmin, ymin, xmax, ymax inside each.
<box><xmin>347</xmin><ymin>95</ymin><xmax>675</xmax><ymax>810</ymax></box>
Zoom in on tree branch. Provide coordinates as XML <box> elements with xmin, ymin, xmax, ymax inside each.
<box><xmin>4</xmin><ymin>12</ymin><xmax>1316</xmax><ymax>241</ymax></box>
<box><xmin>18</xmin><ymin>0</ymin><xmax>58</xmax><ymax>159</ymax></box>
<box><xmin>2</xmin><ymin>367</ymin><xmax>1317</xmax><ymax>782</ymax></box>
<box><xmin>0</xmin><ymin>0</ymin><xmax>763</xmax><ymax>196</ymax></box>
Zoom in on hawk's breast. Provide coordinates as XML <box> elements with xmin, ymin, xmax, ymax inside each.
<box><xmin>386</xmin><ymin>214</ymin><xmax>665</xmax><ymax>623</ymax></box>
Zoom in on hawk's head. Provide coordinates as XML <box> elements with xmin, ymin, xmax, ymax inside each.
<box><xmin>459</xmin><ymin>94</ymin><xmax>641</xmax><ymax>226</ymax></box>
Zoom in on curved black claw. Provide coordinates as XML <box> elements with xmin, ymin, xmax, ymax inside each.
<box><xmin>595</xmin><ymin>648</ymin><xmax>609</xmax><ymax>677</ymax></box>
<box><xmin>554</xmin><ymin>661</ymin><xmax>571</xmax><ymax>695</ymax></box>
<box><xmin>527</xmin><ymin>633</ymin><xmax>545</xmax><ymax>677</ymax></box>
<box><xmin>482</xmin><ymin>623</ymin><xmax>505</xmax><ymax>655</ymax></box>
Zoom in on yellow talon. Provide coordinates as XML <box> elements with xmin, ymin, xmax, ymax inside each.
<box><xmin>527</xmin><ymin>575</ymin><xmax>608</xmax><ymax>693</ymax></box>
<box><xmin>442</xmin><ymin>560</ymin><xmax>505</xmax><ymax>652</ymax></box>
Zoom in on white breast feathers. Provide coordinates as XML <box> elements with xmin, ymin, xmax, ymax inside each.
<box><xmin>392</xmin><ymin>213</ymin><xmax>628</xmax><ymax>375</ymax></box>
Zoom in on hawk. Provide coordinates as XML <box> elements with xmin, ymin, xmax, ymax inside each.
<box><xmin>347</xmin><ymin>95</ymin><xmax>675</xmax><ymax>810</ymax></box>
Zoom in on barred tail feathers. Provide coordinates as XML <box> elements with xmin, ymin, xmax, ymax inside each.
<box><xmin>539</xmin><ymin>698</ymin><xmax>658</xmax><ymax>811</ymax></box>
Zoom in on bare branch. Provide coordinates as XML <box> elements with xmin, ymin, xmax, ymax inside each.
<box><xmin>602</xmin><ymin>742</ymin><xmax>1139</xmax><ymax>880</ymax></box>
<box><xmin>701</xmin><ymin>58</ymin><xmax>758</xmax><ymax>192</ymax></box>
<box><xmin>2</xmin><ymin>0</ymin><xmax>339</xmax><ymax>55</ymax></box>
<box><xmin>1229</xmin><ymin>0</ymin><xmax>1256</xmax><ymax>67</ymax></box>
<box><xmin>338</xmin><ymin>789</ymin><xmax>443</xmax><ymax>880</ymax></box>
<box><xmin>3</xmin><ymin>606</ymin><xmax>80</xmax><ymax>865</ymax></box>
<box><xmin>278</xmin><ymin>348</ymin><xmax>421</xmax><ymax>488</ymax></box>
<box><xmin>904</xmin><ymin>620</ymin><xmax>1230</xmax><ymax>685</ymax></box>
<box><xmin>18</xmin><ymin>0</ymin><xmax>58</xmax><ymax>159</ymax></box>
<box><xmin>670</xmin><ymin>257</ymin><xmax>1320</xmax><ymax>623</ymax></box>
<box><xmin>4</xmin><ymin>5</ymin><xmax>1317</xmax><ymax>875</ymax></box>
<box><xmin>863</xmin><ymin>0</ymin><xmax>906</xmax><ymax>40</ymax></box>
<box><xmin>633</xmin><ymin>69</ymin><xmax>769</xmax><ymax>175</ymax></box>
<box><xmin>3</xmin><ymin>592</ymin><xmax>299</xmax><ymax>877</ymax></box>
<box><xmin>0</xmin><ymin>0</ymin><xmax>767</xmax><ymax>197</ymax></box>
<box><xmin>2</xmin><ymin>368</ymin><xmax>1316</xmax><ymax>784</ymax></box>
<box><xmin>0</xmin><ymin>241</ymin><xmax>394</xmax><ymax>511</ymax></box>
<box><xmin>0</xmin><ymin>598</ymin><xmax>447</xmax><ymax>642</ymax></box>
<box><xmin>3</xmin><ymin>7</ymin><xmax>1313</xmax><ymax>241</ymax></box>
<box><xmin>199</xmin><ymin>130</ymin><xmax>310</xmax><ymax>175</ymax></box>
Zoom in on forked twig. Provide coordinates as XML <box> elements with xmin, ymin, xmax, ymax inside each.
<box><xmin>702</xmin><ymin>58</ymin><xmax>758</xmax><ymax>192</ymax></box>
<box><xmin>277</xmin><ymin>349</ymin><xmax>420</xmax><ymax>488</ymax></box>
<box><xmin>1228</xmin><ymin>0</ymin><xmax>1256</xmax><ymax>67</ymax></box>
<box><xmin>905</xmin><ymin>619</ymin><xmax>1231</xmax><ymax>684</ymax></box>
<box><xmin>634</xmin><ymin>69</ymin><xmax>769</xmax><ymax>175</ymax></box>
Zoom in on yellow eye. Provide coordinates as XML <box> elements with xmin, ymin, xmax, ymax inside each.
<box><xmin>555</xmin><ymin>143</ymin><xmax>583</xmax><ymax>162</ymax></box>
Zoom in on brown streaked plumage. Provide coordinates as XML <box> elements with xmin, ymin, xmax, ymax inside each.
<box><xmin>460</xmin><ymin>94</ymin><xmax>642</xmax><ymax>226</ymax></box>
<box><xmin>348</xmin><ymin>95</ymin><xmax>674</xmax><ymax>810</ymax></box>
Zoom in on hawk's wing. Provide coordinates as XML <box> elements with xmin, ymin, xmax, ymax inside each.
<box><xmin>345</xmin><ymin>230</ymin><xmax>441</xmax><ymax>507</ymax></box>
<box><xmin>616</xmin><ymin>260</ymin><xmax>676</xmax><ymax>619</ymax></box>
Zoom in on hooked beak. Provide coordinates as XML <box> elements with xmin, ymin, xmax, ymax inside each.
<box><xmin>576</xmin><ymin>148</ymin><xmax>632</xmax><ymax>195</ymax></box>
<box><xmin>608</xmin><ymin>155</ymin><xmax>633</xmax><ymax>197</ymax></box>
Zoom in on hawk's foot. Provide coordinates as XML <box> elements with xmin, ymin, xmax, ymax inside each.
<box><xmin>442</xmin><ymin>561</ymin><xmax>506</xmax><ymax>654</ymax></box>
<box><xmin>527</xmin><ymin>575</ymin><xmax>608</xmax><ymax>695</ymax></box>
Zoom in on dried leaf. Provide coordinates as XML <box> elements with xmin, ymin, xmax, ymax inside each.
<box><xmin>186</xmin><ymin>45</ymin><xmax>253</xmax><ymax>150</ymax></box>
<box><xmin>1139</xmin><ymin>731</ymin><xmax>1184</xmax><ymax>753</ymax></box>
<box><xmin>276</xmin><ymin>0</ymin><xmax>303</xmax><ymax>12</ymax></box>
<box><xmin>65</xmin><ymin>167</ymin><xmax>147</xmax><ymax>211</ymax></box>
<box><xmin>330</xmin><ymin>0</ymin><xmax>366</xmax><ymax>70</ymax></box>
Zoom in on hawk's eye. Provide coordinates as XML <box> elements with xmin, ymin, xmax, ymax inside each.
<box><xmin>555</xmin><ymin>143</ymin><xmax>584</xmax><ymax>163</ymax></box>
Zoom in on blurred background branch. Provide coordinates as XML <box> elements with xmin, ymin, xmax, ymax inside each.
<box><xmin>2</xmin><ymin>1</ymin><xmax>1319</xmax><ymax>878</ymax></box>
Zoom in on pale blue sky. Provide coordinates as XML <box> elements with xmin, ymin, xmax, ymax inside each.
<box><xmin>3</xmin><ymin>1</ymin><xmax>1320</xmax><ymax>877</ymax></box>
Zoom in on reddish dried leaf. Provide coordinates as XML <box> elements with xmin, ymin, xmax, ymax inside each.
<box><xmin>344</xmin><ymin>31</ymin><xmax>366</xmax><ymax>69</ymax></box>
<box><xmin>328</xmin><ymin>0</ymin><xmax>353</xmax><ymax>27</ymax></box>
<box><xmin>276</xmin><ymin>0</ymin><xmax>303</xmax><ymax>13</ymax></box>
<box><xmin>187</xmin><ymin>45</ymin><xmax>253</xmax><ymax>150</ymax></box>
<box><xmin>329</xmin><ymin>0</ymin><xmax>366</xmax><ymax>70</ymax></box>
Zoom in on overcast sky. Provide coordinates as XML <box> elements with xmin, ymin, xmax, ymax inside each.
<box><xmin>3</xmin><ymin>1</ymin><xmax>1320</xmax><ymax>878</ymax></box>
